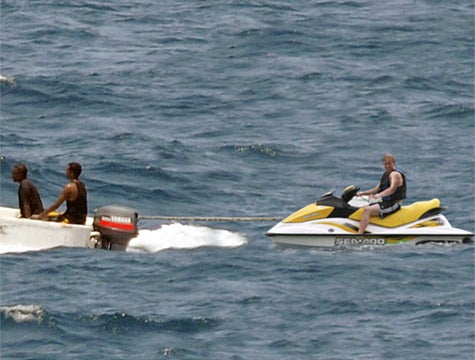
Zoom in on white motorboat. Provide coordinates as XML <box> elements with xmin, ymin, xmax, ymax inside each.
<box><xmin>0</xmin><ymin>205</ymin><xmax>139</xmax><ymax>253</ymax></box>
<box><xmin>266</xmin><ymin>186</ymin><xmax>474</xmax><ymax>248</ymax></box>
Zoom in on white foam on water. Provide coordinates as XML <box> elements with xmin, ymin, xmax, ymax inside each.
<box><xmin>126</xmin><ymin>222</ymin><xmax>247</xmax><ymax>253</ymax></box>
<box><xmin>1</xmin><ymin>304</ymin><xmax>45</xmax><ymax>323</ymax></box>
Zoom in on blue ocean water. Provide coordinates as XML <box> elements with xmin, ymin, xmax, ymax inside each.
<box><xmin>1</xmin><ymin>0</ymin><xmax>474</xmax><ymax>359</ymax></box>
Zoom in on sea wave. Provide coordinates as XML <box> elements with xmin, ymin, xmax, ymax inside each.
<box><xmin>83</xmin><ymin>312</ymin><xmax>220</xmax><ymax>334</ymax></box>
<box><xmin>0</xmin><ymin>304</ymin><xmax>49</xmax><ymax>325</ymax></box>
<box><xmin>0</xmin><ymin>74</ymin><xmax>16</xmax><ymax>87</ymax></box>
<box><xmin>423</xmin><ymin>103</ymin><xmax>474</xmax><ymax>121</ymax></box>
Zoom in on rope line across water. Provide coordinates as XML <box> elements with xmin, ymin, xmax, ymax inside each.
<box><xmin>138</xmin><ymin>215</ymin><xmax>283</xmax><ymax>222</ymax></box>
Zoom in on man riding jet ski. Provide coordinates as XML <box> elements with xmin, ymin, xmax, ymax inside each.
<box><xmin>356</xmin><ymin>153</ymin><xmax>406</xmax><ymax>234</ymax></box>
<box><xmin>265</xmin><ymin>185</ymin><xmax>473</xmax><ymax>247</ymax></box>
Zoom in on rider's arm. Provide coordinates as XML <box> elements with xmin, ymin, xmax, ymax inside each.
<box><xmin>357</xmin><ymin>183</ymin><xmax>380</xmax><ymax>197</ymax></box>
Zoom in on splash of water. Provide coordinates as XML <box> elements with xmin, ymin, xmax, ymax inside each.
<box><xmin>1</xmin><ymin>304</ymin><xmax>45</xmax><ymax>323</ymax></box>
<box><xmin>127</xmin><ymin>222</ymin><xmax>247</xmax><ymax>253</ymax></box>
<box><xmin>0</xmin><ymin>74</ymin><xmax>16</xmax><ymax>87</ymax></box>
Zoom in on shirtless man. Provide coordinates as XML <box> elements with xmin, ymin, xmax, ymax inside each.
<box><xmin>11</xmin><ymin>163</ymin><xmax>44</xmax><ymax>218</ymax></box>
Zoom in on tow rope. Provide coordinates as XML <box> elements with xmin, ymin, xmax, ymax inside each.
<box><xmin>138</xmin><ymin>215</ymin><xmax>282</xmax><ymax>222</ymax></box>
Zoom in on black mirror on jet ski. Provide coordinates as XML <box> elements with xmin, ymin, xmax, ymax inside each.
<box><xmin>341</xmin><ymin>185</ymin><xmax>360</xmax><ymax>203</ymax></box>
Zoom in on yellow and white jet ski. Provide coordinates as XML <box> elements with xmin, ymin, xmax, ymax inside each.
<box><xmin>266</xmin><ymin>186</ymin><xmax>474</xmax><ymax>247</ymax></box>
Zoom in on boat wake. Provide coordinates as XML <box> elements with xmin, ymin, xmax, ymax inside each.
<box><xmin>126</xmin><ymin>222</ymin><xmax>247</xmax><ymax>253</ymax></box>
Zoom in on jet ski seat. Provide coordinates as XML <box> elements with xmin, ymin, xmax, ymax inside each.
<box><xmin>349</xmin><ymin>198</ymin><xmax>442</xmax><ymax>228</ymax></box>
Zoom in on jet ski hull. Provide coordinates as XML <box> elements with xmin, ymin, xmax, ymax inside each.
<box><xmin>267</xmin><ymin>227</ymin><xmax>474</xmax><ymax>248</ymax></box>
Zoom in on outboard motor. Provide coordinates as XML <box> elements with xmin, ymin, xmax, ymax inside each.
<box><xmin>93</xmin><ymin>205</ymin><xmax>138</xmax><ymax>250</ymax></box>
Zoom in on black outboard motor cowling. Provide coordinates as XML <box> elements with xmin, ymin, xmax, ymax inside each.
<box><xmin>93</xmin><ymin>205</ymin><xmax>138</xmax><ymax>250</ymax></box>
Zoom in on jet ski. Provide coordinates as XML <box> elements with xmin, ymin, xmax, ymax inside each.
<box><xmin>266</xmin><ymin>186</ymin><xmax>474</xmax><ymax>247</ymax></box>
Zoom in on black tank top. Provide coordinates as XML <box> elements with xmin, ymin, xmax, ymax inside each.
<box><xmin>64</xmin><ymin>180</ymin><xmax>88</xmax><ymax>224</ymax></box>
<box><xmin>379</xmin><ymin>170</ymin><xmax>406</xmax><ymax>202</ymax></box>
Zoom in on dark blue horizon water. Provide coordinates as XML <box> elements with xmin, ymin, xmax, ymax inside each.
<box><xmin>1</xmin><ymin>1</ymin><xmax>474</xmax><ymax>359</ymax></box>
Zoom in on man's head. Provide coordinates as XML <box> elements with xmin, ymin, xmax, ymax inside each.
<box><xmin>12</xmin><ymin>163</ymin><xmax>28</xmax><ymax>182</ymax></box>
<box><xmin>67</xmin><ymin>162</ymin><xmax>82</xmax><ymax>179</ymax></box>
<box><xmin>382</xmin><ymin>153</ymin><xmax>396</xmax><ymax>172</ymax></box>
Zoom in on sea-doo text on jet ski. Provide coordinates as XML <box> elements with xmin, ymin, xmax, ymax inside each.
<box><xmin>266</xmin><ymin>186</ymin><xmax>474</xmax><ymax>247</ymax></box>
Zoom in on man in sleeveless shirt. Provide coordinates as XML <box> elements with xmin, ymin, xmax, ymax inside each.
<box><xmin>35</xmin><ymin>162</ymin><xmax>88</xmax><ymax>225</ymax></box>
<box><xmin>11</xmin><ymin>163</ymin><xmax>44</xmax><ymax>218</ymax></box>
<box><xmin>356</xmin><ymin>153</ymin><xmax>406</xmax><ymax>234</ymax></box>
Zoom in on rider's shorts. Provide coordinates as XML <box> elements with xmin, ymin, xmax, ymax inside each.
<box><xmin>379</xmin><ymin>202</ymin><xmax>401</xmax><ymax>218</ymax></box>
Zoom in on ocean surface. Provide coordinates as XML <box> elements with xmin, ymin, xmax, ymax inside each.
<box><xmin>1</xmin><ymin>0</ymin><xmax>474</xmax><ymax>359</ymax></box>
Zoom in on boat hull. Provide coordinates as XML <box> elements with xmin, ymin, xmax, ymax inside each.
<box><xmin>0</xmin><ymin>207</ymin><xmax>97</xmax><ymax>253</ymax></box>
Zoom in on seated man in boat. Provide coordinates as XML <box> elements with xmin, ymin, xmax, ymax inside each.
<box><xmin>11</xmin><ymin>163</ymin><xmax>44</xmax><ymax>218</ymax></box>
<box><xmin>34</xmin><ymin>162</ymin><xmax>88</xmax><ymax>225</ymax></box>
<box><xmin>356</xmin><ymin>153</ymin><xmax>406</xmax><ymax>234</ymax></box>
